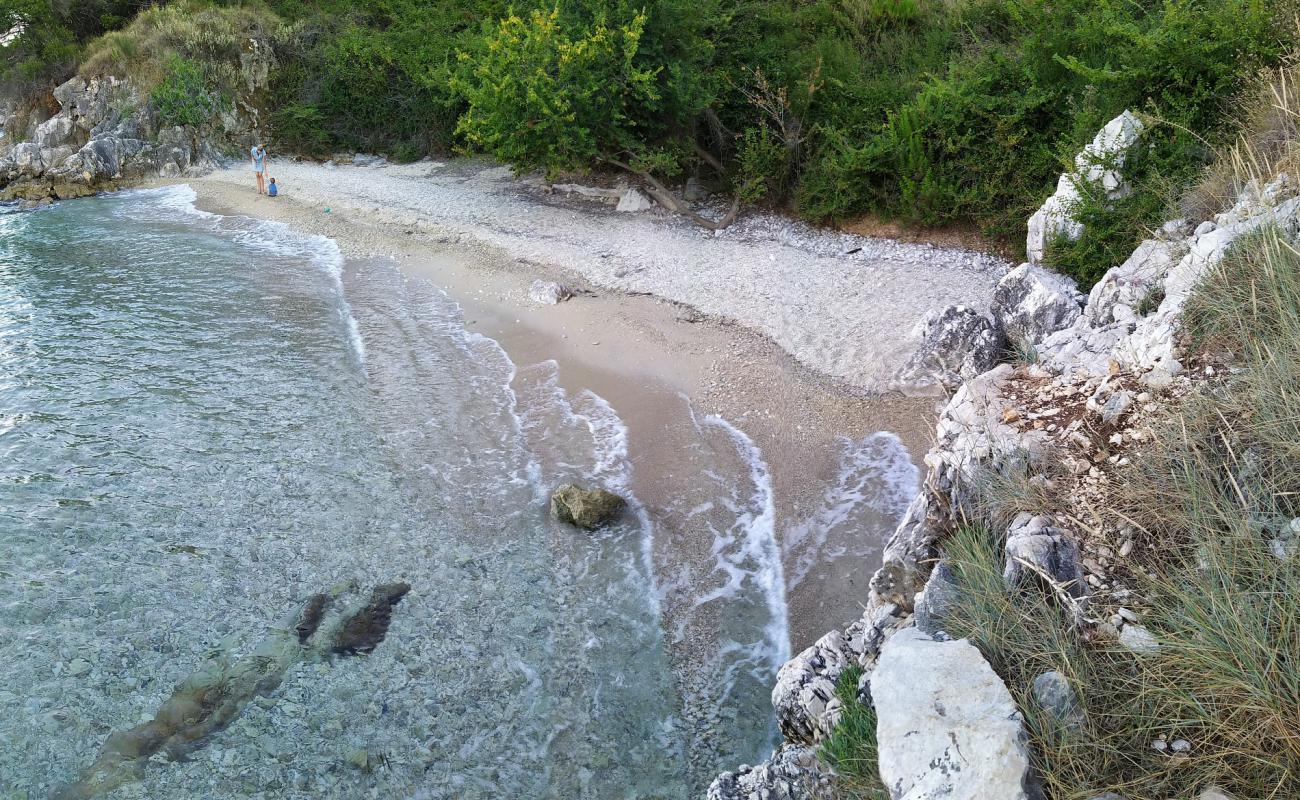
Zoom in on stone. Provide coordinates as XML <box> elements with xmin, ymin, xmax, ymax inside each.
<box><xmin>1003</xmin><ymin>513</ymin><xmax>1087</xmax><ymax>602</ymax></box>
<box><xmin>615</xmin><ymin>187</ymin><xmax>654</xmax><ymax>212</ymax></box>
<box><xmin>1027</xmin><ymin>111</ymin><xmax>1144</xmax><ymax>265</ymax></box>
<box><xmin>871</xmin><ymin>628</ymin><xmax>1036</xmax><ymax>800</ymax></box>
<box><xmin>1198</xmin><ymin>786</ymin><xmax>1235</xmax><ymax>800</ymax></box>
<box><xmin>992</xmin><ymin>263</ymin><xmax>1085</xmax><ymax>345</ymax></box>
<box><xmin>897</xmin><ymin>305</ymin><xmax>1005</xmax><ymax>393</ymax></box>
<box><xmin>549</xmin><ymin>483</ymin><xmax>625</xmax><ymax>529</ymax></box>
<box><xmin>1031</xmin><ymin>670</ymin><xmax>1084</xmax><ymax>731</ymax></box>
<box><xmin>913</xmin><ymin>560</ymin><xmax>962</xmax><ymax>636</ymax></box>
<box><xmin>1170</xmin><ymin>738</ymin><xmax>1191</xmax><ymax>753</ymax></box>
<box><xmin>528</xmin><ymin>280</ymin><xmax>573</xmax><ymax>305</ymax></box>
<box><xmin>1118</xmin><ymin>624</ymin><xmax>1159</xmax><ymax>654</ymax></box>
<box><xmin>707</xmin><ymin>744</ymin><xmax>831</xmax><ymax>800</ymax></box>
<box><xmin>770</xmin><ymin>630</ymin><xmax>853</xmax><ymax>744</ymax></box>
<box><xmin>67</xmin><ymin>659</ymin><xmax>92</xmax><ymax>677</ymax></box>
<box><xmin>1086</xmin><ymin>794</ymin><xmax>1125</xmax><ymax>800</ymax></box>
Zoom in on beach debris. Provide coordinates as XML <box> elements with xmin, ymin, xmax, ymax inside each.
<box><xmin>528</xmin><ymin>279</ymin><xmax>574</xmax><ymax>305</ymax></box>
<box><xmin>55</xmin><ymin>583</ymin><xmax>411</xmax><ymax>800</ymax></box>
<box><xmin>332</xmin><ymin>582</ymin><xmax>412</xmax><ymax>655</ymax></box>
<box><xmin>550</xmin><ymin>483</ymin><xmax>626</xmax><ymax>529</ymax></box>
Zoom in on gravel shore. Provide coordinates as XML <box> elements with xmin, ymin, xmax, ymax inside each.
<box><xmin>189</xmin><ymin>158</ymin><xmax>1009</xmax><ymax>392</ymax></box>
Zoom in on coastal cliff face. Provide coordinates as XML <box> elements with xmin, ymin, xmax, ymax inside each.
<box><xmin>0</xmin><ymin>42</ymin><xmax>274</xmax><ymax>204</ymax></box>
<box><xmin>712</xmin><ymin>113</ymin><xmax>1298</xmax><ymax>800</ymax></box>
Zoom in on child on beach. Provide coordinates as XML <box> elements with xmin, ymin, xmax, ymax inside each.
<box><xmin>268</xmin><ymin>178</ymin><xmax>278</xmax><ymax>197</ymax></box>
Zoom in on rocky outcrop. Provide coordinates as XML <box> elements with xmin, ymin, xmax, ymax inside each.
<box><xmin>715</xmin><ymin>121</ymin><xmax>1300</xmax><ymax>800</ymax></box>
<box><xmin>2</xmin><ymin>37</ymin><xmax>277</xmax><ymax>201</ymax></box>
<box><xmin>1037</xmin><ymin>172</ymin><xmax>1300</xmax><ymax>387</ymax></box>
<box><xmin>872</xmin><ymin>628</ymin><xmax>1037</xmax><ymax>800</ymax></box>
<box><xmin>707</xmin><ymin>745</ymin><xmax>833</xmax><ymax>800</ymax></box>
<box><xmin>1026</xmin><ymin>110</ymin><xmax>1144</xmax><ymax>265</ymax></box>
<box><xmin>993</xmin><ymin>263</ymin><xmax>1085</xmax><ymax>345</ymax></box>
<box><xmin>0</xmin><ymin>75</ymin><xmax>217</xmax><ymax>200</ymax></box>
<box><xmin>549</xmin><ymin>483</ymin><xmax>626</xmax><ymax>529</ymax></box>
<box><xmin>897</xmin><ymin>305</ymin><xmax>1005</xmax><ymax>393</ymax></box>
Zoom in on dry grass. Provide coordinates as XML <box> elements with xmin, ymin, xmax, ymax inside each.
<box><xmin>78</xmin><ymin>1</ymin><xmax>287</xmax><ymax>95</ymax></box>
<box><xmin>1183</xmin><ymin>51</ymin><xmax>1300</xmax><ymax>223</ymax></box>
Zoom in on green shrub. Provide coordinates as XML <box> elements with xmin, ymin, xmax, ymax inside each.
<box><xmin>452</xmin><ymin>6</ymin><xmax>663</xmax><ymax>177</ymax></box>
<box><xmin>735</xmin><ymin>125</ymin><xmax>790</xmax><ymax>203</ymax></box>
<box><xmin>150</xmin><ymin>55</ymin><xmax>221</xmax><ymax>127</ymax></box>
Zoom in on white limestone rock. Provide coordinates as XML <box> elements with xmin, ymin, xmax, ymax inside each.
<box><xmin>992</xmin><ymin>263</ymin><xmax>1085</xmax><ymax>345</ymax></box>
<box><xmin>1027</xmin><ymin>111</ymin><xmax>1145</xmax><ymax>265</ymax></box>
<box><xmin>770</xmin><ymin>630</ymin><xmax>854</xmax><ymax>744</ymax></box>
<box><xmin>872</xmin><ymin>628</ymin><xmax>1037</xmax><ymax>800</ymax></box>
<box><xmin>897</xmin><ymin>305</ymin><xmax>1005</xmax><ymax>394</ymax></box>
<box><xmin>615</xmin><ymin>187</ymin><xmax>654</xmax><ymax>212</ymax></box>
<box><xmin>706</xmin><ymin>744</ymin><xmax>832</xmax><ymax>800</ymax></box>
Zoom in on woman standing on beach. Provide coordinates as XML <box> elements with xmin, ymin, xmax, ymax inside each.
<box><xmin>250</xmin><ymin>143</ymin><xmax>269</xmax><ymax>195</ymax></box>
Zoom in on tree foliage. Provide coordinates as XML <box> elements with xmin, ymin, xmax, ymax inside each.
<box><xmin>453</xmin><ymin>7</ymin><xmax>660</xmax><ymax>176</ymax></box>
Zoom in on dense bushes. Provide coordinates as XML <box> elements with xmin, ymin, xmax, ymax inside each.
<box><xmin>9</xmin><ymin>0</ymin><xmax>1296</xmax><ymax>278</ymax></box>
<box><xmin>0</xmin><ymin>0</ymin><xmax>157</xmax><ymax>92</ymax></box>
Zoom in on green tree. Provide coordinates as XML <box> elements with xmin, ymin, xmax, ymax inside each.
<box><xmin>453</xmin><ymin>6</ymin><xmax>660</xmax><ymax>175</ymax></box>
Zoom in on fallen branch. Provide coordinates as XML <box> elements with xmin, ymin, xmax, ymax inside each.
<box><xmin>604</xmin><ymin>157</ymin><xmax>741</xmax><ymax>230</ymax></box>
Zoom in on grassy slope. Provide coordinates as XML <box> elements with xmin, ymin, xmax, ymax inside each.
<box><xmin>819</xmin><ymin>64</ymin><xmax>1300</xmax><ymax>799</ymax></box>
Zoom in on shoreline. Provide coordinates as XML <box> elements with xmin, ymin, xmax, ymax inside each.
<box><xmin>182</xmin><ymin>169</ymin><xmax>945</xmax><ymax>650</ymax></box>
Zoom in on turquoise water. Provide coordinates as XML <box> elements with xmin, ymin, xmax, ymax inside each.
<box><xmin>0</xmin><ymin>188</ymin><xmax>804</xmax><ymax>799</ymax></box>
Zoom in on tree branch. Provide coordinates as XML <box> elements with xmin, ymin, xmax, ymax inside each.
<box><xmin>603</xmin><ymin>156</ymin><xmax>741</xmax><ymax>231</ymax></box>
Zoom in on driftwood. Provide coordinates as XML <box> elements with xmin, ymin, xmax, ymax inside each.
<box><xmin>604</xmin><ymin>157</ymin><xmax>741</xmax><ymax>231</ymax></box>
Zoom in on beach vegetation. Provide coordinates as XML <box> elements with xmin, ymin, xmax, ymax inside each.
<box><xmin>5</xmin><ymin>0</ymin><xmax>1298</xmax><ymax>263</ymax></box>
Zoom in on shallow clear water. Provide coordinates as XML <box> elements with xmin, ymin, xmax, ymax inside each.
<box><xmin>0</xmin><ymin>187</ymin><xmax>917</xmax><ymax>799</ymax></box>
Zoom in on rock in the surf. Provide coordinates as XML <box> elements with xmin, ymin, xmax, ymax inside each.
<box><xmin>550</xmin><ymin>483</ymin><xmax>626</xmax><ymax>529</ymax></box>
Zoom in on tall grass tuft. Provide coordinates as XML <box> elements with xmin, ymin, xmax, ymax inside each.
<box><xmin>821</xmin><ymin>665</ymin><xmax>889</xmax><ymax>800</ymax></box>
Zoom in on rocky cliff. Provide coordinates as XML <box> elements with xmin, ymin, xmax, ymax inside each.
<box><xmin>712</xmin><ymin>112</ymin><xmax>1295</xmax><ymax>800</ymax></box>
<box><xmin>0</xmin><ymin>40</ymin><xmax>275</xmax><ymax>205</ymax></box>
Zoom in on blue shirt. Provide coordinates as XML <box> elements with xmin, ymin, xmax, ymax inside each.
<box><xmin>251</xmin><ymin>147</ymin><xmax>265</xmax><ymax>172</ymax></box>
<box><xmin>268</xmin><ymin>183</ymin><xmax>278</xmax><ymax>197</ymax></box>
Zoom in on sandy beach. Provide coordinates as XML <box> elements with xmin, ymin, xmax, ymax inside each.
<box><xmin>183</xmin><ymin>159</ymin><xmax>1008</xmax><ymax>649</ymax></box>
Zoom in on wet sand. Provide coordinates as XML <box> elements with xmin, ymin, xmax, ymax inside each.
<box><xmin>187</xmin><ymin>178</ymin><xmax>940</xmax><ymax>652</ymax></box>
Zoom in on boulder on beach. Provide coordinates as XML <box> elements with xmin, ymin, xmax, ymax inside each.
<box><xmin>550</xmin><ymin>483</ymin><xmax>626</xmax><ymax>529</ymax></box>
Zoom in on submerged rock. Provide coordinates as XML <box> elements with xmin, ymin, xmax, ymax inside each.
<box><xmin>871</xmin><ymin>627</ymin><xmax>1036</xmax><ymax>800</ymax></box>
<box><xmin>332</xmin><ymin>582</ymin><xmax>412</xmax><ymax>655</ymax></box>
<box><xmin>550</xmin><ymin>483</ymin><xmax>626</xmax><ymax>529</ymax></box>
